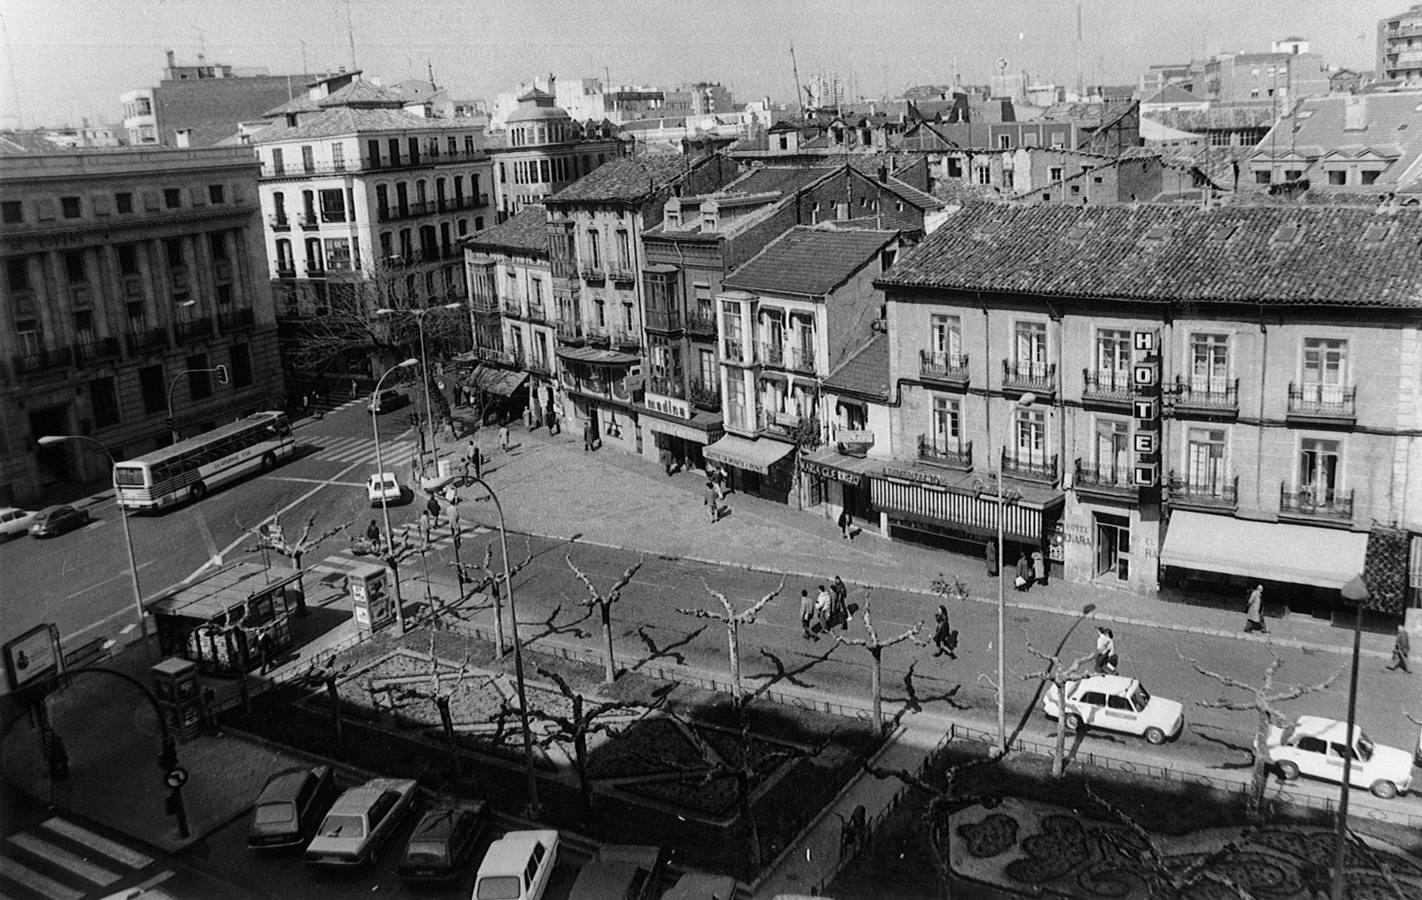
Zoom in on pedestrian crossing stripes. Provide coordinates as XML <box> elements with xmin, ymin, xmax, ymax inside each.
<box><xmin>306</xmin><ymin>435</ymin><xmax>420</xmax><ymax>467</ymax></box>
<box><xmin>311</xmin><ymin>522</ymin><xmax>492</xmax><ymax>576</ymax></box>
<box><xmin>0</xmin><ymin>815</ymin><xmax>154</xmax><ymax>900</ymax></box>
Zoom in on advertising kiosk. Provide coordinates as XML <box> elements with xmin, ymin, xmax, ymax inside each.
<box><xmin>149</xmin><ymin>562</ymin><xmax>301</xmax><ymax>675</ymax></box>
<box><xmin>347</xmin><ymin>561</ymin><xmax>395</xmax><ymax>636</ymax></box>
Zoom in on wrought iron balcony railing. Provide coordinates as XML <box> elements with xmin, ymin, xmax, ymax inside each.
<box><xmin>1081</xmin><ymin>368</ymin><xmax>1133</xmax><ymax>405</ymax></box>
<box><xmin>920</xmin><ymin>350</ymin><xmax>969</xmax><ymax>386</ymax></box>
<box><xmin>1173</xmin><ymin>377</ymin><xmax>1239</xmax><ymax>415</ymax></box>
<box><xmin>1073</xmin><ymin>459</ymin><xmax>1137</xmax><ymax>496</ymax></box>
<box><xmin>1167</xmin><ymin>470</ymin><xmax>1238</xmax><ymax>510</ymax></box>
<box><xmin>1279</xmin><ymin>484</ymin><xmax>1354</xmax><ymax>523</ymax></box>
<box><xmin>1003</xmin><ymin>360</ymin><xmax>1056</xmax><ymax>395</ymax></box>
<box><xmin>1000</xmin><ymin>449</ymin><xmax>1058</xmax><ymax>483</ymax></box>
<box><xmin>918</xmin><ymin>435</ymin><xmax>972</xmax><ymax>470</ymax></box>
<box><xmin>1286</xmin><ymin>382</ymin><xmax>1356</xmax><ymax>421</ymax></box>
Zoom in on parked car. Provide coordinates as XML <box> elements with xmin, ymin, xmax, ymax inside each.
<box><xmin>1265</xmin><ymin>715</ymin><xmax>1414</xmax><ymax>799</ymax></box>
<box><xmin>367</xmin><ymin>472</ymin><xmax>403</xmax><ymax>506</ymax></box>
<box><xmin>473</xmin><ymin>829</ymin><xmax>560</xmax><ymax>900</ymax></box>
<box><xmin>28</xmin><ymin>505</ymin><xmax>92</xmax><ymax>538</ymax></box>
<box><xmin>304</xmin><ymin>777</ymin><xmax>417</xmax><ymax>866</ymax></box>
<box><xmin>368</xmin><ymin>389</ymin><xmax>410</xmax><ymax>414</ymax></box>
<box><xmin>659</xmin><ymin>873</ymin><xmax>740</xmax><ymax>900</ymax></box>
<box><xmin>568</xmin><ymin>844</ymin><xmax>667</xmax><ymax>900</ymax></box>
<box><xmin>396</xmin><ymin>802</ymin><xmax>488</xmax><ymax>885</ymax></box>
<box><xmin>1042</xmin><ymin>674</ymin><xmax>1184</xmax><ymax>745</ymax></box>
<box><xmin>0</xmin><ymin>507</ymin><xmax>38</xmax><ymax>541</ymax></box>
<box><xmin>247</xmin><ymin>765</ymin><xmax>337</xmax><ymax>850</ymax></box>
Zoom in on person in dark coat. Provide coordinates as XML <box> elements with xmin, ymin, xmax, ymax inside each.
<box><xmin>1385</xmin><ymin>625</ymin><xmax>1411</xmax><ymax>673</ymax></box>
<box><xmin>583</xmin><ymin>421</ymin><xmax>597</xmax><ymax>452</ymax></box>
<box><xmin>838</xmin><ymin>508</ymin><xmax>853</xmax><ymax>540</ymax></box>
<box><xmin>831</xmin><ymin>575</ymin><xmax>849</xmax><ymax>630</ymax></box>
<box><xmin>365</xmin><ymin>519</ymin><xmax>381</xmax><ymax>547</ymax></box>
<box><xmin>932</xmin><ymin>606</ymin><xmax>958</xmax><ymax>658</ymax></box>
<box><xmin>1015</xmin><ymin>553</ymin><xmax>1033</xmax><ymax>591</ymax></box>
<box><xmin>425</xmin><ymin>494</ymin><xmax>441</xmax><ymax>523</ymax></box>
<box><xmin>985</xmin><ymin>540</ymin><xmax>998</xmax><ymax>576</ymax></box>
<box><xmin>661</xmin><ymin>447</ymin><xmax>675</xmax><ymax>476</ymax></box>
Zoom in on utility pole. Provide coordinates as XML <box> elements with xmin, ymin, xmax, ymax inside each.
<box><xmin>345</xmin><ymin>0</ymin><xmax>358</xmax><ymax>71</ymax></box>
<box><xmin>790</xmin><ymin>45</ymin><xmax>805</xmax><ymax>122</ymax></box>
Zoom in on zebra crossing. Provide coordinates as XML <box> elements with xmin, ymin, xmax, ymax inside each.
<box><xmin>313</xmin><ymin>518</ymin><xmax>494</xmax><ymax>577</ymax></box>
<box><xmin>304</xmin><ymin>434</ymin><xmax>422</xmax><ymax>469</ymax></box>
<box><xmin>0</xmin><ymin>815</ymin><xmax>158</xmax><ymax>900</ymax></box>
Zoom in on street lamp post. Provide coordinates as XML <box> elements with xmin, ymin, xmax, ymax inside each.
<box><xmin>37</xmin><ymin>435</ymin><xmax>153</xmax><ymax>665</ymax></box>
<box><xmin>460</xmin><ymin>473</ymin><xmax>538</xmax><ymax>817</ymax></box>
<box><xmin>376</xmin><ymin>304</ymin><xmax>462</xmax><ymax>469</ymax></box>
<box><xmin>371</xmin><ymin>359</ymin><xmax>419</xmax><ymax>634</ymax></box>
<box><xmin>1332</xmin><ymin>574</ymin><xmax>1369</xmax><ymax>900</ymax></box>
<box><xmin>994</xmin><ymin>392</ymin><xmax>1036</xmax><ymax>758</ymax></box>
<box><xmin>165</xmin><ymin>364</ymin><xmax>228</xmax><ymax>444</ymax></box>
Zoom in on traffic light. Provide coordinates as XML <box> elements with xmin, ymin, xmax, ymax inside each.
<box><xmin>159</xmin><ymin>736</ymin><xmax>177</xmax><ymax>771</ymax></box>
<box><xmin>214</xmin><ymin>364</ymin><xmax>229</xmax><ymax>385</ymax></box>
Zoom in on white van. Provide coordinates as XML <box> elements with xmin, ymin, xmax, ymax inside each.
<box><xmin>473</xmin><ymin>829</ymin><xmax>560</xmax><ymax>900</ymax></box>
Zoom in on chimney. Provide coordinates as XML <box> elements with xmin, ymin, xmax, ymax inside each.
<box><xmin>877</xmin><ymin>164</ymin><xmax>888</xmax><ymax>183</ymax></box>
<box><xmin>165</xmin><ymin>49</ymin><xmax>175</xmax><ymax>70</ymax></box>
<box><xmin>175</xmin><ymin>128</ymin><xmax>192</xmax><ymax>148</ymax></box>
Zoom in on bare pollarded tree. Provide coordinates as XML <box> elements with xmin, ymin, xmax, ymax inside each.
<box><xmin>832</xmin><ymin>592</ymin><xmax>924</xmax><ymax>733</ymax></box>
<box><xmin>245</xmin><ymin>512</ymin><xmax>350</xmax><ymax>615</ymax></box>
<box><xmin>677</xmin><ymin>576</ymin><xmax>785</xmax><ymax>708</ymax></box>
<box><xmin>566</xmin><ymin>553</ymin><xmax>644</xmax><ymax>683</ymax></box>
<box><xmin>1179</xmin><ymin>647</ymin><xmax>1342</xmax><ymax>823</ymax></box>
<box><xmin>1020</xmin><ymin>627</ymin><xmax>1098</xmax><ymax>778</ymax></box>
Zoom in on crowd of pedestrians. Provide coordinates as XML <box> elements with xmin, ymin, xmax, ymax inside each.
<box><xmin>799</xmin><ymin>576</ymin><xmax>851</xmax><ymax>639</ymax></box>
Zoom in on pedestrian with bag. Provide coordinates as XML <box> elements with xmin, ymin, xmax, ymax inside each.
<box><xmin>1015</xmin><ymin>553</ymin><xmax>1033</xmax><ymax>591</ymax></box>
<box><xmin>1244</xmin><ymin>584</ymin><xmax>1268</xmax><ymax>633</ymax></box>
<box><xmin>932</xmin><ymin>606</ymin><xmax>958</xmax><ymax>658</ymax></box>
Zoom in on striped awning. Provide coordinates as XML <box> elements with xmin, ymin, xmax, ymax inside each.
<box><xmin>704</xmin><ymin>435</ymin><xmax>794</xmax><ymax>474</ymax></box>
<box><xmin>871</xmin><ymin>476</ymin><xmax>1045</xmax><ymax>541</ymax></box>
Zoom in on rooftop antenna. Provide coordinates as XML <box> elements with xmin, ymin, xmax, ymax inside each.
<box><xmin>344</xmin><ymin>0</ymin><xmax>358</xmax><ymax>71</ymax></box>
<box><xmin>790</xmin><ymin>44</ymin><xmax>806</xmax><ymax>123</ymax></box>
<box><xmin>0</xmin><ymin>13</ymin><xmax>23</xmax><ymax>129</ymax></box>
<box><xmin>427</xmin><ymin>59</ymin><xmax>436</xmax><ymax>87</ymax></box>
<box><xmin>194</xmin><ymin>27</ymin><xmax>206</xmax><ymax>60</ymax></box>
<box><xmin>298</xmin><ymin>38</ymin><xmax>308</xmax><ymax>78</ymax></box>
<box><xmin>1075</xmin><ymin>0</ymin><xmax>1084</xmax><ymax>100</ymax></box>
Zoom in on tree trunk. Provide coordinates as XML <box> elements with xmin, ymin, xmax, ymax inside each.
<box><xmin>728</xmin><ymin>622</ymin><xmax>742</xmax><ymax>707</ymax></box>
<box><xmin>1249</xmin><ymin>710</ymin><xmax>1269</xmax><ymax>823</ymax></box>
<box><xmin>870</xmin><ymin>647</ymin><xmax>884</xmax><ymax>733</ymax></box>
<box><xmin>292</xmin><ymin>551</ymin><xmax>309</xmax><ymax>616</ymax></box>
<box><xmin>1052</xmin><ymin>675</ymin><xmax>1067</xmax><ymax>778</ymax></box>
<box><xmin>437</xmin><ymin>696</ymin><xmax>458</xmax><ymax>774</ymax></box>
<box><xmin>737</xmin><ymin>768</ymin><xmax>761</xmax><ymax>868</ymax></box>
<box><xmin>575</xmin><ymin>729</ymin><xmax>592</xmax><ymax>825</ymax></box>
<box><xmin>600</xmin><ymin>603</ymin><xmax>616</xmax><ymax>683</ymax></box>
<box><xmin>323</xmin><ymin>676</ymin><xmax>344</xmax><ymax>744</ymax></box>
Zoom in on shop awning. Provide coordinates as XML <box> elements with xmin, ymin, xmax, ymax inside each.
<box><xmin>704</xmin><ymin>435</ymin><xmax>794</xmax><ymax>474</ymax></box>
<box><xmin>463</xmin><ymin>367</ymin><xmax>528</xmax><ymax>397</ymax></box>
<box><xmin>1160</xmin><ymin>511</ymin><xmax>1369</xmax><ymax>589</ymax></box>
<box><xmin>643</xmin><ymin>411</ymin><xmax>724</xmax><ymax>443</ymax></box>
<box><xmin>556</xmin><ymin>346</ymin><xmax>640</xmax><ymax>366</ymax></box>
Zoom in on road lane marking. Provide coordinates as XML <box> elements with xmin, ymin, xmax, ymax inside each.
<box><xmin>8</xmin><ymin>833</ymin><xmax>121</xmax><ymax>885</ymax></box>
<box><xmin>40</xmin><ymin>817</ymin><xmax>153</xmax><ymax>868</ymax></box>
<box><xmin>63</xmin><ymin>561</ymin><xmax>155</xmax><ymax>600</ymax></box>
<box><xmin>0</xmin><ymin>854</ymin><xmax>83</xmax><ymax>900</ymax></box>
<box><xmin>194</xmin><ymin>509</ymin><xmax>221</xmax><ymax>567</ymax></box>
<box><xmin>268</xmin><ymin>477</ymin><xmax>366</xmax><ymax>487</ymax></box>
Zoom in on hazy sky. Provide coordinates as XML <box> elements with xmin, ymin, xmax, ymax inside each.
<box><xmin>0</xmin><ymin>0</ymin><xmax>1400</xmax><ymax>128</ymax></box>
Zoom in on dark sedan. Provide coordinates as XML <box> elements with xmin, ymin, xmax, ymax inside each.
<box><xmin>29</xmin><ymin>505</ymin><xmax>91</xmax><ymax>538</ymax></box>
<box><xmin>247</xmin><ymin>765</ymin><xmax>337</xmax><ymax>850</ymax></box>
<box><xmin>396</xmin><ymin>802</ymin><xmax>489</xmax><ymax>885</ymax></box>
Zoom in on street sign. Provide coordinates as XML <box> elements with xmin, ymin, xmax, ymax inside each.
<box><xmin>1133</xmin><ymin>330</ymin><xmax>1162</xmax><ymax>490</ymax></box>
<box><xmin>164</xmin><ymin>767</ymin><xmax>189</xmax><ymax>789</ymax></box>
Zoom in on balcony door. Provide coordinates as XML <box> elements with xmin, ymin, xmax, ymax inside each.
<box><xmin>1094</xmin><ymin>418</ymin><xmax>1128</xmax><ymax>480</ymax></box>
<box><xmin>1014</xmin><ymin>408</ymin><xmax>1046</xmax><ymax>466</ymax></box>
<box><xmin>1014</xmin><ymin>321</ymin><xmax>1047</xmax><ymax>377</ymax></box>
<box><xmin>1302</xmin><ymin>338</ymin><xmax>1346</xmax><ymax>404</ymax></box>
<box><xmin>1299</xmin><ymin>438</ymin><xmax>1340</xmax><ymax>503</ymax></box>
<box><xmin>930</xmin><ymin>314</ymin><xmax>961</xmax><ymax>360</ymax></box>
<box><xmin>1095</xmin><ymin>330</ymin><xmax>1130</xmax><ymax>388</ymax></box>
<box><xmin>1190</xmin><ymin>333</ymin><xmax>1229</xmax><ymax>393</ymax></box>
<box><xmin>1186</xmin><ymin>428</ymin><xmax>1226</xmax><ymax>493</ymax></box>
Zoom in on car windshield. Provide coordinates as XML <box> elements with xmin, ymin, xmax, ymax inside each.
<box><xmin>1130</xmin><ymin>685</ymin><xmax>1150</xmax><ymax>710</ymax></box>
<box><xmin>253</xmin><ymin>801</ymin><xmax>296</xmax><ymax>826</ymax></box>
<box><xmin>403</xmin><ymin>840</ymin><xmax>449</xmax><ymax>863</ymax></box>
<box><xmin>317</xmin><ymin>814</ymin><xmax>365</xmax><ymax>838</ymax></box>
<box><xmin>476</xmin><ymin>876</ymin><xmax>522</xmax><ymax>900</ymax></box>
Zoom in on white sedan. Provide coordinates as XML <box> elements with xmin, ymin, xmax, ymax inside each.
<box><xmin>0</xmin><ymin>507</ymin><xmax>38</xmax><ymax>541</ymax></box>
<box><xmin>1042</xmin><ymin>674</ymin><xmax>1185</xmax><ymax>745</ymax></box>
<box><xmin>1265</xmin><ymin>715</ymin><xmax>1413</xmax><ymax>799</ymax></box>
<box><xmin>305</xmin><ymin>777</ymin><xmax>418</xmax><ymax>867</ymax></box>
<box><xmin>367</xmin><ymin>472</ymin><xmax>402</xmax><ymax>506</ymax></box>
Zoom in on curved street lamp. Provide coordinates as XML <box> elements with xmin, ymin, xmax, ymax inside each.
<box><xmin>37</xmin><ymin>434</ymin><xmax>152</xmax><ymax>665</ymax></box>
<box><xmin>371</xmin><ymin>358</ymin><xmax>419</xmax><ymax>633</ymax></box>
<box><xmin>375</xmin><ymin>303</ymin><xmax>463</xmax><ymax>468</ymax></box>
<box><xmin>994</xmin><ymin>391</ymin><xmax>1036</xmax><ymax>757</ymax></box>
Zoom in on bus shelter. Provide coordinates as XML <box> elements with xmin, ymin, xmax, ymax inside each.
<box><xmin>149</xmin><ymin>562</ymin><xmax>300</xmax><ymax>675</ymax></box>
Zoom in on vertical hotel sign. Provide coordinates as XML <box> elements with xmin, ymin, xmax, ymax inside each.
<box><xmin>1131</xmin><ymin>330</ymin><xmax>1161</xmax><ymax>491</ymax></box>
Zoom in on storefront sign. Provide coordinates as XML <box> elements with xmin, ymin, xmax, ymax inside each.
<box><xmin>774</xmin><ymin>410</ymin><xmax>803</xmax><ymax>427</ymax></box>
<box><xmin>801</xmin><ymin>459</ymin><xmax>863</xmax><ymax>486</ymax></box>
<box><xmin>1132</xmin><ymin>330</ymin><xmax>1161</xmax><ymax>489</ymax></box>
<box><xmin>644</xmin><ymin>392</ymin><xmax>692</xmax><ymax>420</ymax></box>
<box><xmin>881</xmin><ymin>465</ymin><xmax>955</xmax><ymax>488</ymax></box>
<box><xmin>3</xmin><ymin>624</ymin><xmax>61</xmax><ymax>692</ymax></box>
<box><xmin>834</xmin><ymin>429</ymin><xmax>874</xmax><ymax>446</ymax></box>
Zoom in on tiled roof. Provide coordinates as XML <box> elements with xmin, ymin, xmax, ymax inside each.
<box><xmin>0</xmin><ymin>130</ymin><xmax>67</xmax><ymax>155</ymax></box>
<box><xmin>722</xmin><ymin>165</ymin><xmax>836</xmax><ymax>195</ymax></box>
<box><xmin>823</xmin><ymin>333</ymin><xmax>890</xmax><ymax>400</ymax></box>
<box><xmin>723</xmin><ymin>226</ymin><xmax>898</xmax><ymax>296</ymax></box>
<box><xmin>1143</xmin><ymin>84</ymin><xmax>1205</xmax><ymax>106</ymax></box>
<box><xmin>880</xmin><ymin>200</ymin><xmax>1422</xmax><ymax>308</ymax></box>
<box><xmin>1253</xmin><ymin>93</ymin><xmax>1422</xmax><ymax>192</ymax></box>
<box><xmin>320</xmin><ymin>79</ymin><xmax>406</xmax><ymax>108</ymax></box>
<box><xmin>249</xmin><ymin>107</ymin><xmax>466</xmax><ymax>142</ymax></box>
<box><xmin>462</xmin><ymin>204</ymin><xmax>547</xmax><ymax>256</ymax></box>
<box><xmin>546</xmin><ymin>152</ymin><xmax>707</xmax><ymax>203</ymax></box>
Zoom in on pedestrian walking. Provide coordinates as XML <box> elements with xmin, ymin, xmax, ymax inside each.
<box><xmin>1015</xmin><ymin>553</ymin><xmax>1033</xmax><ymax>591</ymax></box>
<box><xmin>351</xmin><ymin>379</ymin><xmax>358</xmax><ymax>398</ymax></box>
<box><xmin>466</xmin><ymin>440</ymin><xmax>482</xmax><ymax>478</ymax></box>
<box><xmin>257</xmin><ymin>628</ymin><xmax>274</xmax><ymax>675</ymax></box>
<box><xmin>301</xmin><ymin>393</ymin><xmax>310</xmax><ymax>414</ymax></box>
<box><xmin>499</xmin><ymin>424</ymin><xmax>511</xmax><ymax>452</ymax></box>
<box><xmin>1385</xmin><ymin>625</ymin><xmax>1411</xmax><ymax>673</ymax></box>
<box><xmin>838</xmin><ymin>508</ymin><xmax>853</xmax><ymax>540</ymax></box>
<box><xmin>661</xmin><ymin>447</ymin><xmax>675</xmax><ymax>476</ymax></box>
<box><xmin>932</xmin><ymin>606</ymin><xmax>958</xmax><ymax>658</ymax></box>
<box><xmin>418</xmin><ymin>511</ymin><xmax>433</xmax><ymax>543</ymax></box>
<box><xmin>705</xmin><ymin>481</ymin><xmax>720</xmax><ymax>523</ymax></box>
<box><xmin>815</xmin><ymin>585</ymin><xmax>832</xmax><ymax>632</ymax></box>
<box><xmin>1094</xmin><ymin>626</ymin><xmax>1117</xmax><ymax>673</ymax></box>
<box><xmin>1032</xmin><ymin>551</ymin><xmax>1047</xmax><ymax>587</ymax></box>
<box><xmin>365</xmin><ymin>518</ymin><xmax>381</xmax><ymax>546</ymax></box>
<box><xmin>799</xmin><ymin>590</ymin><xmax>816</xmax><ymax>640</ymax></box>
<box><xmin>583</xmin><ymin>421</ymin><xmax>597</xmax><ymax>452</ymax></box>
<box><xmin>546</xmin><ymin>399</ymin><xmax>559</xmax><ymax>435</ymax></box>
<box><xmin>831</xmin><ymin>575</ymin><xmax>849</xmax><ymax>630</ymax></box>
<box><xmin>1244</xmin><ymin>584</ymin><xmax>1268</xmax><ymax>633</ymax></box>
<box><xmin>713</xmin><ymin>465</ymin><xmax>729</xmax><ymax>500</ymax></box>
<box><xmin>425</xmin><ymin>493</ymin><xmax>441</xmax><ymax>524</ymax></box>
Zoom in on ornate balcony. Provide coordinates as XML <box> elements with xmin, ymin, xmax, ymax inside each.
<box><xmin>1081</xmin><ymin>368</ymin><xmax>1133</xmax><ymax>408</ymax></box>
<box><xmin>1073</xmin><ymin>459</ymin><xmax>1137</xmax><ymax>500</ymax></box>
<box><xmin>758</xmin><ymin>408</ymin><xmax>809</xmax><ymax>439</ymax></box>
<box><xmin>74</xmin><ymin>337</ymin><xmax>121</xmax><ymax>364</ymax></box>
<box><xmin>269</xmin><ymin>214</ymin><xmax>290</xmax><ymax>230</ymax></box>
<box><xmin>1173</xmin><ymin>377</ymin><xmax>1239</xmax><ymax>420</ymax></box>
<box><xmin>501</xmin><ymin>298</ymin><xmax>525</xmax><ymax>319</ymax></box>
<box><xmin>1286</xmin><ymin>382</ymin><xmax>1356</xmax><ymax>426</ymax></box>
<box><xmin>920</xmin><ymin>350</ymin><xmax>969</xmax><ymax>387</ymax></box>
<box><xmin>686</xmin><ymin>310</ymin><xmax>716</xmax><ymax>337</ymax></box>
<box><xmin>526</xmin><ymin>354</ymin><xmax>551</xmax><ymax>375</ymax></box>
<box><xmin>555</xmin><ymin>321</ymin><xmax>584</xmax><ymax>343</ymax></box>
<box><xmin>760</xmin><ymin>342</ymin><xmax>785</xmax><ymax>367</ymax></box>
<box><xmin>918</xmin><ymin>435</ymin><xmax>972</xmax><ymax>470</ymax></box>
<box><xmin>580</xmin><ymin>265</ymin><xmax>606</xmax><ymax>284</ymax></box>
<box><xmin>526</xmin><ymin>304</ymin><xmax>548</xmax><ymax>324</ymax></box>
<box><xmin>14</xmin><ymin>346</ymin><xmax>74</xmax><ymax>375</ymax></box>
<box><xmin>298</xmin><ymin>213</ymin><xmax>319</xmax><ymax>230</ymax></box>
<box><xmin>1002</xmin><ymin>360</ymin><xmax>1056</xmax><ymax>396</ymax></box>
<box><xmin>1167</xmin><ymin>470</ymin><xmax>1238</xmax><ymax>511</ymax></box>
<box><xmin>1279</xmin><ymin>484</ymin><xmax>1354</xmax><ymax>525</ymax></box>
<box><xmin>1000</xmin><ymin>449</ymin><xmax>1058</xmax><ymax>484</ymax></box>
<box><xmin>611</xmin><ymin>329</ymin><xmax>640</xmax><ymax>351</ymax></box>
<box><xmin>689</xmin><ymin>382</ymin><xmax>721</xmax><ymax>411</ymax></box>
<box><xmin>126</xmin><ymin>327</ymin><xmax>169</xmax><ymax>353</ymax></box>
<box><xmin>176</xmin><ymin>317</ymin><xmax>214</xmax><ymax>342</ymax></box>
<box><xmin>275</xmin><ymin>263</ymin><xmax>297</xmax><ymax>278</ymax></box>
<box><xmin>607</xmin><ymin>264</ymin><xmax>637</xmax><ymax>285</ymax></box>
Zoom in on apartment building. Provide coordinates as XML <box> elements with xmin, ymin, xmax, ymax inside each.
<box><xmin>249</xmin><ymin>72</ymin><xmax>493</xmax><ymax>382</ymax></box>
<box><xmin>877</xmin><ymin>201</ymin><xmax>1421</xmax><ymax>617</ymax></box>
<box><xmin>1378</xmin><ymin>4</ymin><xmax>1422</xmax><ymax>85</ymax></box>
<box><xmin>0</xmin><ymin>144</ymin><xmax>280</xmax><ymax>505</ymax></box>
<box><xmin>712</xmin><ymin>227</ymin><xmax>903</xmax><ymax>504</ymax></box>
<box><xmin>541</xmin><ymin>153</ymin><xmax>740</xmax><ymax>455</ymax></box>
<box><xmin>1249</xmin><ymin>92</ymin><xmax>1422</xmax><ymax>193</ymax></box>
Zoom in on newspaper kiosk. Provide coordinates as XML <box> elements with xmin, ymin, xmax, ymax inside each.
<box><xmin>149</xmin><ymin>562</ymin><xmax>301</xmax><ymax>675</ymax></box>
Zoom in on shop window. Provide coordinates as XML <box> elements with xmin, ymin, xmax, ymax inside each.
<box><xmin>1094</xmin><ymin>513</ymin><xmax>1130</xmax><ymax>580</ymax></box>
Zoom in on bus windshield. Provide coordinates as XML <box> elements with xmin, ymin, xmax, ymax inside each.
<box><xmin>113</xmin><ymin>465</ymin><xmax>147</xmax><ymax>486</ymax></box>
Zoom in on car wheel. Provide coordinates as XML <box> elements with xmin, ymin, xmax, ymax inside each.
<box><xmin>261</xmin><ymin>451</ymin><xmax>277</xmax><ymax>471</ymax></box>
<box><xmin>1144</xmin><ymin>727</ymin><xmax>1166</xmax><ymax>745</ymax></box>
<box><xmin>1064</xmin><ymin>713</ymin><xmax>1083</xmax><ymax>734</ymax></box>
<box><xmin>190</xmin><ymin>482</ymin><xmax>207</xmax><ymax>502</ymax></box>
<box><xmin>1370</xmin><ymin>780</ymin><xmax>1398</xmax><ymax>800</ymax></box>
<box><xmin>1277</xmin><ymin>761</ymin><xmax>1300</xmax><ymax>781</ymax></box>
